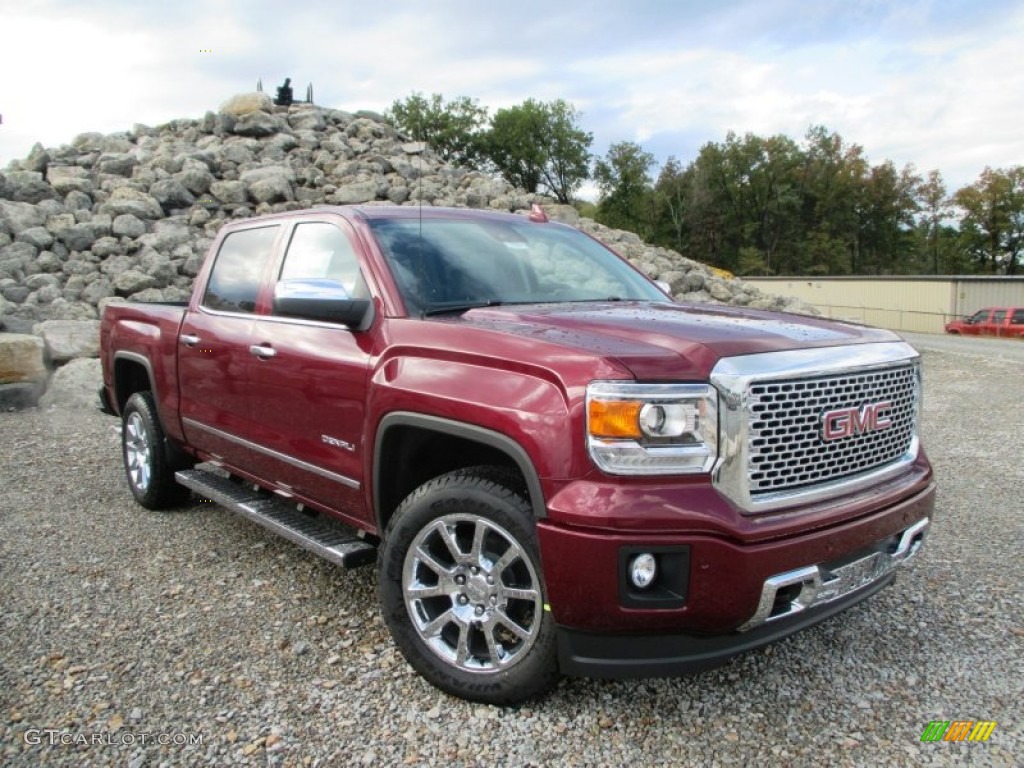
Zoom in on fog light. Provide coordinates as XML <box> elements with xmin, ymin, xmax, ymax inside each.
<box><xmin>629</xmin><ymin>553</ymin><xmax>657</xmax><ymax>589</ymax></box>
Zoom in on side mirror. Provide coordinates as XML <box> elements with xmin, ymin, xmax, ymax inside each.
<box><xmin>273</xmin><ymin>279</ymin><xmax>373</xmax><ymax>330</ymax></box>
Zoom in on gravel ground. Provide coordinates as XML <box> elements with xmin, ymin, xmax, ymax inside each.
<box><xmin>1</xmin><ymin>341</ymin><xmax>1021</xmax><ymax>767</ymax></box>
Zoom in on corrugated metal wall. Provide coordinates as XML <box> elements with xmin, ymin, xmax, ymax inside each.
<box><xmin>744</xmin><ymin>277</ymin><xmax>1024</xmax><ymax>334</ymax></box>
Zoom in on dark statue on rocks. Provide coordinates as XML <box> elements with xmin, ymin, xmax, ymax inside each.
<box><xmin>256</xmin><ymin>77</ymin><xmax>314</xmax><ymax>106</ymax></box>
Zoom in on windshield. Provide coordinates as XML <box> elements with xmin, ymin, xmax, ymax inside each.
<box><xmin>367</xmin><ymin>217</ymin><xmax>669</xmax><ymax>316</ymax></box>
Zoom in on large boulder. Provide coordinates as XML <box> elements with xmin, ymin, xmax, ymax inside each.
<box><xmin>0</xmin><ymin>332</ymin><xmax>47</xmax><ymax>385</ymax></box>
<box><xmin>219</xmin><ymin>92</ymin><xmax>273</xmax><ymax>116</ymax></box>
<box><xmin>47</xmin><ymin>165</ymin><xmax>94</xmax><ymax>194</ymax></box>
<box><xmin>241</xmin><ymin>166</ymin><xmax>295</xmax><ymax>204</ymax></box>
<box><xmin>33</xmin><ymin>319</ymin><xmax>101</xmax><ymax>363</ymax></box>
<box><xmin>99</xmin><ymin>188</ymin><xmax>164</xmax><ymax>219</ymax></box>
<box><xmin>39</xmin><ymin>358</ymin><xmax>103</xmax><ymax>410</ymax></box>
<box><xmin>0</xmin><ymin>201</ymin><xmax>45</xmax><ymax>235</ymax></box>
<box><xmin>3</xmin><ymin>171</ymin><xmax>58</xmax><ymax>204</ymax></box>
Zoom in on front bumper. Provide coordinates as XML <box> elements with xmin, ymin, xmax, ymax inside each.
<box><xmin>558</xmin><ymin>569</ymin><xmax>898</xmax><ymax>678</ymax></box>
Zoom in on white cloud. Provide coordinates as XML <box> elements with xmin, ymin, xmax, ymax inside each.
<box><xmin>1</xmin><ymin>0</ymin><xmax>1022</xmax><ymax>197</ymax></box>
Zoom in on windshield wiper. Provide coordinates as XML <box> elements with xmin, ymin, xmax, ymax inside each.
<box><xmin>423</xmin><ymin>300</ymin><xmax>505</xmax><ymax>317</ymax></box>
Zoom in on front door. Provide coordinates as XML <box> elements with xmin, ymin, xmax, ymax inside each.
<box><xmin>244</xmin><ymin>219</ymin><xmax>377</xmax><ymax>523</ymax></box>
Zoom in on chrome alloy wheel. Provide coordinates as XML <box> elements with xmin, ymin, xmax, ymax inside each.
<box><xmin>124</xmin><ymin>411</ymin><xmax>152</xmax><ymax>492</ymax></box>
<box><xmin>402</xmin><ymin>513</ymin><xmax>543</xmax><ymax>673</ymax></box>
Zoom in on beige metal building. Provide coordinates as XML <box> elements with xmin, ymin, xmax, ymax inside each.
<box><xmin>744</xmin><ymin>276</ymin><xmax>1024</xmax><ymax>334</ymax></box>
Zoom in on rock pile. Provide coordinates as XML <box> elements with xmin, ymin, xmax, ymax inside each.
<box><xmin>0</xmin><ymin>94</ymin><xmax>812</xmax><ymax>408</ymax></box>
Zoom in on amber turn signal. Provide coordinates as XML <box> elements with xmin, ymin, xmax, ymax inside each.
<box><xmin>588</xmin><ymin>399</ymin><xmax>643</xmax><ymax>438</ymax></box>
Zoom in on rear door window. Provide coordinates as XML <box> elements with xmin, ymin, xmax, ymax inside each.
<box><xmin>203</xmin><ymin>226</ymin><xmax>280</xmax><ymax>313</ymax></box>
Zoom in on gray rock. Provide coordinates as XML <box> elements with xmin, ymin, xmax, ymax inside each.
<box><xmin>176</xmin><ymin>163</ymin><xmax>214</xmax><ymax>195</ymax></box>
<box><xmin>114</xmin><ymin>269</ymin><xmax>157</xmax><ymax>295</ymax></box>
<box><xmin>16</xmin><ymin>227</ymin><xmax>55</xmax><ymax>250</ymax></box>
<box><xmin>81</xmin><ymin>278</ymin><xmax>115</xmax><ymax>305</ymax></box>
<box><xmin>151</xmin><ymin>179</ymin><xmax>195</xmax><ymax>209</ymax></box>
<box><xmin>0</xmin><ymin>333</ymin><xmax>47</xmax><ymax>385</ymax></box>
<box><xmin>4</xmin><ymin>170</ymin><xmax>58</xmax><ymax>204</ymax></box>
<box><xmin>58</xmin><ymin>223</ymin><xmax>98</xmax><ymax>252</ymax></box>
<box><xmin>33</xmin><ymin>319</ymin><xmax>102</xmax><ymax>362</ymax></box>
<box><xmin>64</xmin><ymin>190</ymin><xmax>94</xmax><ymax>211</ymax></box>
<box><xmin>111</xmin><ymin>214</ymin><xmax>146</xmax><ymax>238</ymax></box>
<box><xmin>96</xmin><ymin>152</ymin><xmax>138</xmax><ymax>176</ymax></box>
<box><xmin>210</xmin><ymin>180</ymin><xmax>247</xmax><ymax>204</ymax></box>
<box><xmin>333</xmin><ymin>181</ymin><xmax>379</xmax><ymax>205</ymax></box>
<box><xmin>241</xmin><ymin>167</ymin><xmax>294</xmax><ymax>204</ymax></box>
<box><xmin>0</xmin><ymin>200</ymin><xmax>46</xmax><ymax>234</ymax></box>
<box><xmin>22</xmin><ymin>142</ymin><xmax>51</xmax><ymax>173</ymax></box>
<box><xmin>128</xmin><ymin>287</ymin><xmax>165</xmax><ymax>302</ymax></box>
<box><xmin>47</xmin><ymin>165</ymin><xmax>94</xmax><ymax>195</ymax></box>
<box><xmin>232</xmin><ymin>111</ymin><xmax>288</xmax><ymax>137</ymax></box>
<box><xmin>39</xmin><ymin>358</ymin><xmax>103</xmax><ymax>409</ymax></box>
<box><xmin>99</xmin><ymin>188</ymin><xmax>164</xmax><ymax>219</ymax></box>
<box><xmin>36</xmin><ymin>252</ymin><xmax>62</xmax><ymax>273</ymax></box>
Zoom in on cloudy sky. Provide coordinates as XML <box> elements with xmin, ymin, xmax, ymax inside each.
<box><xmin>1</xmin><ymin>0</ymin><xmax>1022</xmax><ymax>198</ymax></box>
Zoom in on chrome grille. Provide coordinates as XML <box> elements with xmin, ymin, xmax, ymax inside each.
<box><xmin>746</xmin><ymin>363</ymin><xmax>918</xmax><ymax>495</ymax></box>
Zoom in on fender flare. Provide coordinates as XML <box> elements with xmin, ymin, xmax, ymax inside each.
<box><xmin>373</xmin><ymin>412</ymin><xmax>548</xmax><ymax>525</ymax></box>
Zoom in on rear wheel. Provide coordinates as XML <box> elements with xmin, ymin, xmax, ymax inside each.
<box><xmin>122</xmin><ymin>391</ymin><xmax>192</xmax><ymax>509</ymax></box>
<box><xmin>379</xmin><ymin>467</ymin><xmax>558</xmax><ymax>704</ymax></box>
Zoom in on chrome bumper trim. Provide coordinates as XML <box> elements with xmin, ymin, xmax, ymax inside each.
<box><xmin>737</xmin><ymin>517</ymin><xmax>929</xmax><ymax>632</ymax></box>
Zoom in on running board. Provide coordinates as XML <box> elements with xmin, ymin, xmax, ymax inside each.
<box><xmin>175</xmin><ymin>469</ymin><xmax>377</xmax><ymax>568</ymax></box>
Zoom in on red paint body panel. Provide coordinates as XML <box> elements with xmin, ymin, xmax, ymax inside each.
<box><xmin>101</xmin><ymin>205</ymin><xmax>937</xmax><ymax>657</ymax></box>
<box><xmin>945</xmin><ymin>306</ymin><xmax>1024</xmax><ymax>337</ymax></box>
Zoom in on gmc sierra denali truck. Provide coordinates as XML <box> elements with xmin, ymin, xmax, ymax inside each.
<box><xmin>100</xmin><ymin>204</ymin><xmax>935</xmax><ymax>704</ymax></box>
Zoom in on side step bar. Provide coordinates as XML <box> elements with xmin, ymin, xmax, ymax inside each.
<box><xmin>175</xmin><ymin>469</ymin><xmax>377</xmax><ymax>568</ymax></box>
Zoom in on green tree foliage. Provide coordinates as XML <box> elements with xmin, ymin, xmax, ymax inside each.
<box><xmin>594</xmin><ymin>141</ymin><xmax>657</xmax><ymax>237</ymax></box>
<box><xmin>484</xmin><ymin>99</ymin><xmax>592</xmax><ymax>203</ymax></box>
<box><xmin>953</xmin><ymin>166</ymin><xmax>1024</xmax><ymax>275</ymax></box>
<box><xmin>386</xmin><ymin>92</ymin><xmax>489</xmax><ymax>168</ymax></box>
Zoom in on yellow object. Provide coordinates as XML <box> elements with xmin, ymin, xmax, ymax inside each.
<box><xmin>588</xmin><ymin>400</ymin><xmax>642</xmax><ymax>438</ymax></box>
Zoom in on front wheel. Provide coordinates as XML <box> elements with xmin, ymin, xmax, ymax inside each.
<box><xmin>379</xmin><ymin>467</ymin><xmax>559</xmax><ymax>705</ymax></box>
<box><xmin>121</xmin><ymin>391</ymin><xmax>191</xmax><ymax>509</ymax></box>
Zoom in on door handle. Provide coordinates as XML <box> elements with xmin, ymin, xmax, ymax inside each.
<box><xmin>249</xmin><ymin>344</ymin><xmax>277</xmax><ymax>359</ymax></box>
<box><xmin>180</xmin><ymin>334</ymin><xmax>200</xmax><ymax>347</ymax></box>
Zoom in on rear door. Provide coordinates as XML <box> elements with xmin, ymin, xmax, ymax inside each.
<box><xmin>178</xmin><ymin>223</ymin><xmax>282</xmax><ymax>467</ymax></box>
<box><xmin>244</xmin><ymin>217</ymin><xmax>378</xmax><ymax>523</ymax></box>
<box><xmin>1009</xmin><ymin>308</ymin><xmax>1024</xmax><ymax>337</ymax></box>
<box><xmin>985</xmin><ymin>309</ymin><xmax>1007</xmax><ymax>336</ymax></box>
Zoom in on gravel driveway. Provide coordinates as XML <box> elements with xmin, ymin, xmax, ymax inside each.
<box><xmin>1</xmin><ymin>340</ymin><xmax>1021</xmax><ymax>767</ymax></box>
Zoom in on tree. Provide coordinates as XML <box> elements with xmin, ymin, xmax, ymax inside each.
<box><xmin>915</xmin><ymin>170</ymin><xmax>950</xmax><ymax>273</ymax></box>
<box><xmin>386</xmin><ymin>92</ymin><xmax>488</xmax><ymax>168</ymax></box>
<box><xmin>953</xmin><ymin>166</ymin><xmax>1024</xmax><ymax>275</ymax></box>
<box><xmin>593</xmin><ymin>141</ymin><xmax>656</xmax><ymax>236</ymax></box>
<box><xmin>483</xmin><ymin>99</ymin><xmax>592</xmax><ymax>203</ymax></box>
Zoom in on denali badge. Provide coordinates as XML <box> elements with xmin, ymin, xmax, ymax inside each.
<box><xmin>821</xmin><ymin>401</ymin><xmax>893</xmax><ymax>441</ymax></box>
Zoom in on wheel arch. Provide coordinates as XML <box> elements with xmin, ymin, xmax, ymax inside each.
<box><xmin>112</xmin><ymin>352</ymin><xmax>156</xmax><ymax>413</ymax></box>
<box><xmin>373</xmin><ymin>412</ymin><xmax>547</xmax><ymax>534</ymax></box>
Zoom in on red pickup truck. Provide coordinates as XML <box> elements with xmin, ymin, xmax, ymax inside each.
<box><xmin>945</xmin><ymin>307</ymin><xmax>1024</xmax><ymax>337</ymax></box>
<box><xmin>100</xmin><ymin>205</ymin><xmax>935</xmax><ymax>704</ymax></box>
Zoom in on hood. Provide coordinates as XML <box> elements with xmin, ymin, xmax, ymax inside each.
<box><xmin>445</xmin><ymin>301</ymin><xmax>899</xmax><ymax>379</ymax></box>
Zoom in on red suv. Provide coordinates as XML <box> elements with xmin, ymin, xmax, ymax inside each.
<box><xmin>945</xmin><ymin>307</ymin><xmax>1024</xmax><ymax>337</ymax></box>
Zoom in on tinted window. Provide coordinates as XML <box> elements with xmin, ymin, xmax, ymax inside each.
<box><xmin>203</xmin><ymin>226</ymin><xmax>279</xmax><ymax>313</ymax></box>
<box><xmin>992</xmin><ymin>310</ymin><xmax>1007</xmax><ymax>323</ymax></box>
<box><xmin>1011</xmin><ymin>310</ymin><xmax>1024</xmax><ymax>324</ymax></box>
<box><xmin>367</xmin><ymin>217</ymin><xmax>667</xmax><ymax>315</ymax></box>
<box><xmin>968</xmin><ymin>310</ymin><xmax>988</xmax><ymax>324</ymax></box>
<box><xmin>278</xmin><ymin>222</ymin><xmax>368</xmax><ymax>299</ymax></box>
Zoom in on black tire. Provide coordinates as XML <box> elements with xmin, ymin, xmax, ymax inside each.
<box><xmin>379</xmin><ymin>467</ymin><xmax>559</xmax><ymax>705</ymax></box>
<box><xmin>121</xmin><ymin>391</ymin><xmax>192</xmax><ymax>510</ymax></box>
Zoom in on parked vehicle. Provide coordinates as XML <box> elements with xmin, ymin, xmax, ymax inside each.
<box><xmin>945</xmin><ymin>307</ymin><xmax>1024</xmax><ymax>337</ymax></box>
<box><xmin>100</xmin><ymin>205</ymin><xmax>935</xmax><ymax>704</ymax></box>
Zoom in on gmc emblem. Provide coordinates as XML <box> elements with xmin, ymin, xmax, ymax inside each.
<box><xmin>821</xmin><ymin>401</ymin><xmax>893</xmax><ymax>441</ymax></box>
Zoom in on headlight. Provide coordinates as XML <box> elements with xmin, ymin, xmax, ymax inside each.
<box><xmin>586</xmin><ymin>382</ymin><xmax>718</xmax><ymax>475</ymax></box>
